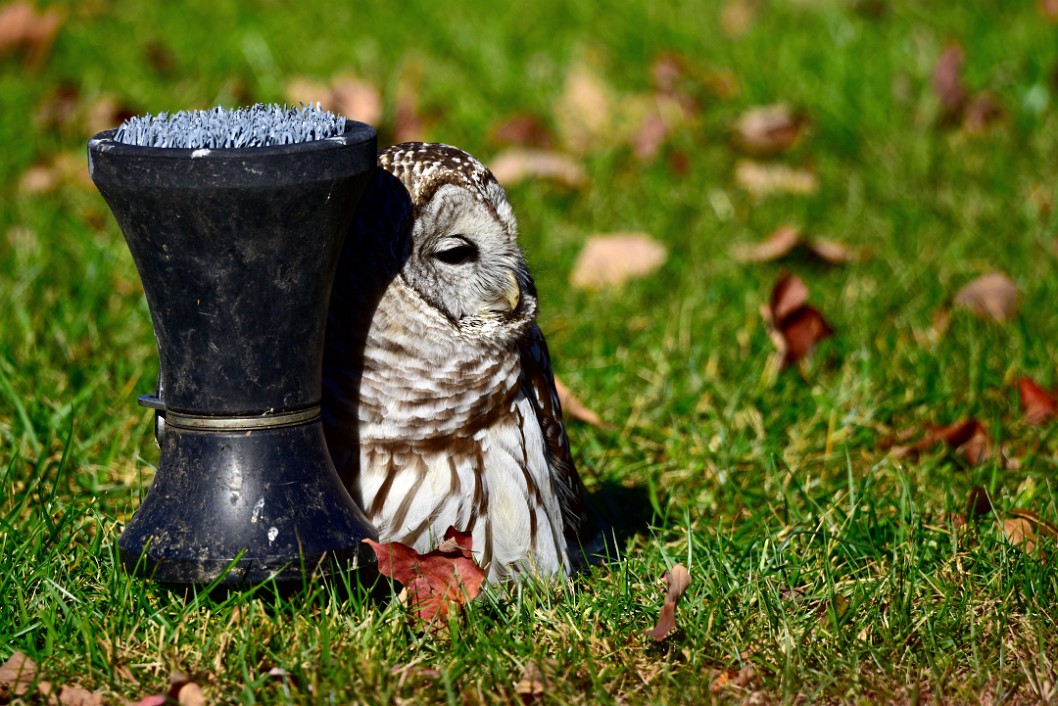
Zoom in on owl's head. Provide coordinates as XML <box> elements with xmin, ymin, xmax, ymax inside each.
<box><xmin>378</xmin><ymin>142</ymin><xmax>537</xmax><ymax>338</ymax></box>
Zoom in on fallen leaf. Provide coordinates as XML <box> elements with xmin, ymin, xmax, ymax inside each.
<box><xmin>963</xmin><ymin>94</ymin><xmax>1003</xmax><ymax>134</ymax></box>
<box><xmin>774</xmin><ymin>306</ymin><xmax>835</xmax><ymax>369</ymax></box>
<box><xmin>967</xmin><ymin>485</ymin><xmax>993</xmax><ymax>517</ymax></box>
<box><xmin>19</xmin><ymin>151</ymin><xmax>91</xmax><ymax>194</ymax></box>
<box><xmin>1038</xmin><ymin>0</ymin><xmax>1058</xmax><ymax>22</ymax></box>
<box><xmin>954</xmin><ymin>272</ymin><xmax>1018</xmax><ymax>322</ymax></box>
<box><xmin>175</xmin><ymin>681</ymin><xmax>205</xmax><ymax>706</ymax></box>
<box><xmin>701</xmin><ymin>68</ymin><xmax>741</xmax><ymax>100</ymax></box>
<box><xmin>285</xmin><ymin>74</ymin><xmax>382</xmax><ymax>126</ymax></box>
<box><xmin>54</xmin><ymin>683</ymin><xmax>104</xmax><ymax>706</ymax></box>
<box><xmin>632</xmin><ymin>111</ymin><xmax>670</xmax><ymax>161</ymax></box>
<box><xmin>731</xmin><ymin>226</ymin><xmax>859</xmax><ymax>265</ymax></box>
<box><xmin>364</xmin><ymin>526</ymin><xmax>486</xmax><ymax>625</ymax></box>
<box><xmin>761</xmin><ymin>273</ymin><xmax>834</xmax><ymax>369</ymax></box>
<box><xmin>34</xmin><ymin>82</ymin><xmax>80</xmax><ymax>133</ymax></box>
<box><xmin>731</xmin><ymin>225</ymin><xmax>801</xmax><ymax>263</ymax></box>
<box><xmin>393</xmin><ymin>62</ymin><xmax>427</xmax><ymax>143</ymax></box>
<box><xmin>569</xmin><ymin>233</ymin><xmax>667</xmax><ymax>290</ymax></box>
<box><xmin>488</xmin><ymin>113</ymin><xmax>555</xmax><ymax>150</ymax></box>
<box><xmin>1019</xmin><ymin>377</ymin><xmax>1058</xmax><ymax>425</ymax></box>
<box><xmin>720</xmin><ymin>0</ymin><xmax>760</xmax><ymax>37</ymax></box>
<box><xmin>0</xmin><ymin>651</ymin><xmax>36</xmax><ymax>699</ymax></box>
<box><xmin>84</xmin><ymin>95</ymin><xmax>138</xmax><ymax>137</ymax></box>
<box><xmin>933</xmin><ymin>43</ymin><xmax>968</xmax><ymax>120</ymax></box>
<box><xmin>514</xmin><ymin>660</ymin><xmax>553</xmax><ymax>702</ymax></box>
<box><xmin>710</xmin><ymin>664</ymin><xmax>756</xmax><ymax>693</ymax></box>
<box><xmin>734</xmin><ymin>160</ymin><xmax>818</xmax><ymax>198</ymax></box>
<box><xmin>133</xmin><ymin>696</ymin><xmax>167</xmax><ymax>706</ymax></box>
<box><xmin>890</xmin><ymin>418</ymin><xmax>991</xmax><ymax>465</ymax></box>
<box><xmin>732</xmin><ymin>104</ymin><xmax>809</xmax><ymax>156</ymax></box>
<box><xmin>330</xmin><ymin>74</ymin><xmax>383</xmax><ymax>126</ymax></box>
<box><xmin>143</xmin><ymin>39</ymin><xmax>176</xmax><ymax>75</ymax></box>
<box><xmin>806</xmin><ymin>238</ymin><xmax>858</xmax><ymax>264</ymax></box>
<box><xmin>555</xmin><ymin>64</ymin><xmax>614</xmax><ymax>153</ymax></box>
<box><xmin>1001</xmin><ymin>510</ymin><xmax>1058</xmax><ymax>554</ymax></box>
<box><xmin>489</xmin><ymin>149</ymin><xmax>586</xmax><ymax>189</ymax></box>
<box><xmin>645</xmin><ymin>563</ymin><xmax>691</xmax><ymax>641</ymax></box>
<box><xmin>284</xmin><ymin>76</ymin><xmax>332</xmax><ymax>107</ymax></box>
<box><xmin>0</xmin><ymin>1</ymin><xmax>64</xmax><ymax>68</ymax></box>
<box><xmin>553</xmin><ymin>376</ymin><xmax>605</xmax><ymax>428</ymax></box>
<box><xmin>767</xmin><ymin>271</ymin><xmax>809</xmax><ymax>321</ymax></box>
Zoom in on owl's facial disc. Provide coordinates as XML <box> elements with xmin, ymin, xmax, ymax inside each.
<box><xmin>407</xmin><ymin>182</ymin><xmax>535</xmax><ymax>329</ymax></box>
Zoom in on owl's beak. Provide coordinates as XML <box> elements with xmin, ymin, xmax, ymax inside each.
<box><xmin>503</xmin><ymin>270</ymin><xmax>521</xmax><ymax>312</ymax></box>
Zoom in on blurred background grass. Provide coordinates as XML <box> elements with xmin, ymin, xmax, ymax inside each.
<box><xmin>2</xmin><ymin>0</ymin><xmax>1058</xmax><ymax>702</ymax></box>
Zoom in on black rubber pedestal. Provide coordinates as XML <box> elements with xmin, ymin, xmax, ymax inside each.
<box><xmin>88</xmin><ymin>123</ymin><xmax>379</xmax><ymax>586</ymax></box>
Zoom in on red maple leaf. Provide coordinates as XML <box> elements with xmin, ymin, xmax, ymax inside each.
<box><xmin>364</xmin><ymin>527</ymin><xmax>486</xmax><ymax>624</ymax></box>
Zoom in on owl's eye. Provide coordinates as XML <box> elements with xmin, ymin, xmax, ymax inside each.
<box><xmin>433</xmin><ymin>239</ymin><xmax>479</xmax><ymax>265</ymax></box>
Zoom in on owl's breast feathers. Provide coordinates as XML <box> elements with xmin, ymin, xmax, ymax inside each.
<box><xmin>351</xmin><ymin>274</ymin><xmax>526</xmax><ymax>446</ymax></box>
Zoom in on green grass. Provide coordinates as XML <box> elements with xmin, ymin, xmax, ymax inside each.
<box><xmin>3</xmin><ymin>0</ymin><xmax>1058</xmax><ymax>702</ymax></box>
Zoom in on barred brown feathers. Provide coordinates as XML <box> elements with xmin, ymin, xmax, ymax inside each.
<box><xmin>322</xmin><ymin>142</ymin><xmax>593</xmax><ymax>581</ymax></box>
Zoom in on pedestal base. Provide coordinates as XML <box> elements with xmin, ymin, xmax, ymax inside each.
<box><xmin>119</xmin><ymin>420</ymin><xmax>376</xmax><ymax>585</ymax></box>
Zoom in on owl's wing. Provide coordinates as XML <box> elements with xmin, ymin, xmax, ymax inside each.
<box><xmin>519</xmin><ymin>323</ymin><xmax>599</xmax><ymax>566</ymax></box>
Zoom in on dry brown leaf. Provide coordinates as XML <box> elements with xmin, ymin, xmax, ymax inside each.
<box><xmin>555</xmin><ymin>64</ymin><xmax>614</xmax><ymax>153</ymax></box>
<box><xmin>645</xmin><ymin>563</ymin><xmax>691</xmax><ymax>641</ymax></box>
<box><xmin>1000</xmin><ymin>510</ymin><xmax>1057</xmax><ymax>554</ymax></box>
<box><xmin>34</xmin><ymin>82</ymin><xmax>80</xmax><ymax>132</ymax></box>
<box><xmin>553</xmin><ymin>376</ymin><xmax>605</xmax><ymax>428</ymax></box>
<box><xmin>732</xmin><ymin>225</ymin><xmax>802</xmax><ymax>263</ymax></box>
<box><xmin>55</xmin><ymin>683</ymin><xmax>104</xmax><ymax>706</ymax></box>
<box><xmin>761</xmin><ymin>273</ymin><xmax>834</xmax><ymax>369</ymax></box>
<box><xmin>175</xmin><ymin>681</ymin><xmax>206</xmax><ymax>706</ymax></box>
<box><xmin>890</xmin><ymin>418</ymin><xmax>991</xmax><ymax>465</ymax></box>
<box><xmin>84</xmin><ymin>95</ymin><xmax>138</xmax><ymax>137</ymax></box>
<box><xmin>514</xmin><ymin>660</ymin><xmax>553</xmax><ymax>702</ymax></box>
<box><xmin>967</xmin><ymin>485</ymin><xmax>993</xmax><ymax>517</ymax></box>
<box><xmin>393</xmin><ymin>62</ymin><xmax>427</xmax><ymax>143</ymax></box>
<box><xmin>701</xmin><ymin>68</ymin><xmax>741</xmax><ymax>100</ymax></box>
<box><xmin>776</xmin><ymin>306</ymin><xmax>834</xmax><ymax>369</ymax></box>
<box><xmin>632</xmin><ymin>111</ymin><xmax>670</xmax><ymax>161</ymax></box>
<box><xmin>285</xmin><ymin>74</ymin><xmax>382</xmax><ymax>126</ymax></box>
<box><xmin>963</xmin><ymin>94</ymin><xmax>1003</xmax><ymax>134</ymax></box>
<box><xmin>766</xmin><ymin>273</ymin><xmax>810</xmax><ymax>324</ymax></box>
<box><xmin>734</xmin><ymin>160</ymin><xmax>818</xmax><ymax>198</ymax></box>
<box><xmin>284</xmin><ymin>76</ymin><xmax>332</xmax><ymax>107</ymax></box>
<box><xmin>569</xmin><ymin>233</ymin><xmax>667</xmax><ymax>290</ymax></box>
<box><xmin>0</xmin><ymin>651</ymin><xmax>36</xmax><ymax>699</ymax></box>
<box><xmin>489</xmin><ymin>149</ymin><xmax>586</xmax><ymax>189</ymax></box>
<box><xmin>710</xmin><ymin>664</ymin><xmax>756</xmax><ymax>693</ymax></box>
<box><xmin>330</xmin><ymin>75</ymin><xmax>383</xmax><ymax>126</ymax></box>
<box><xmin>1004</xmin><ymin>515</ymin><xmax>1038</xmax><ymax>552</ymax></box>
<box><xmin>488</xmin><ymin>113</ymin><xmax>555</xmax><ymax>150</ymax></box>
<box><xmin>0</xmin><ymin>1</ymin><xmax>63</xmax><ymax>67</ymax></box>
<box><xmin>1019</xmin><ymin>377</ymin><xmax>1058</xmax><ymax>425</ymax></box>
<box><xmin>19</xmin><ymin>151</ymin><xmax>91</xmax><ymax>194</ymax></box>
<box><xmin>733</xmin><ymin>104</ymin><xmax>809</xmax><ymax>156</ymax></box>
<box><xmin>732</xmin><ymin>227</ymin><xmax>858</xmax><ymax>265</ymax></box>
<box><xmin>720</xmin><ymin>0</ymin><xmax>760</xmax><ymax>37</ymax></box>
<box><xmin>954</xmin><ymin>272</ymin><xmax>1018</xmax><ymax>322</ymax></box>
<box><xmin>1002</xmin><ymin>510</ymin><xmax>1058</xmax><ymax>554</ymax></box>
<box><xmin>807</xmin><ymin>238</ymin><xmax>857</xmax><ymax>264</ymax></box>
<box><xmin>933</xmin><ymin>43</ymin><xmax>968</xmax><ymax>120</ymax></box>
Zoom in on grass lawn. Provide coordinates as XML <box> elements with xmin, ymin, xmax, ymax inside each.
<box><xmin>3</xmin><ymin>0</ymin><xmax>1058</xmax><ymax>703</ymax></box>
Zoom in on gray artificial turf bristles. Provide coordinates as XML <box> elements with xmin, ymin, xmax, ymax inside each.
<box><xmin>112</xmin><ymin>103</ymin><xmax>347</xmax><ymax>149</ymax></box>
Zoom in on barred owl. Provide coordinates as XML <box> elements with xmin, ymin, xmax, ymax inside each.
<box><xmin>322</xmin><ymin>142</ymin><xmax>594</xmax><ymax>582</ymax></box>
